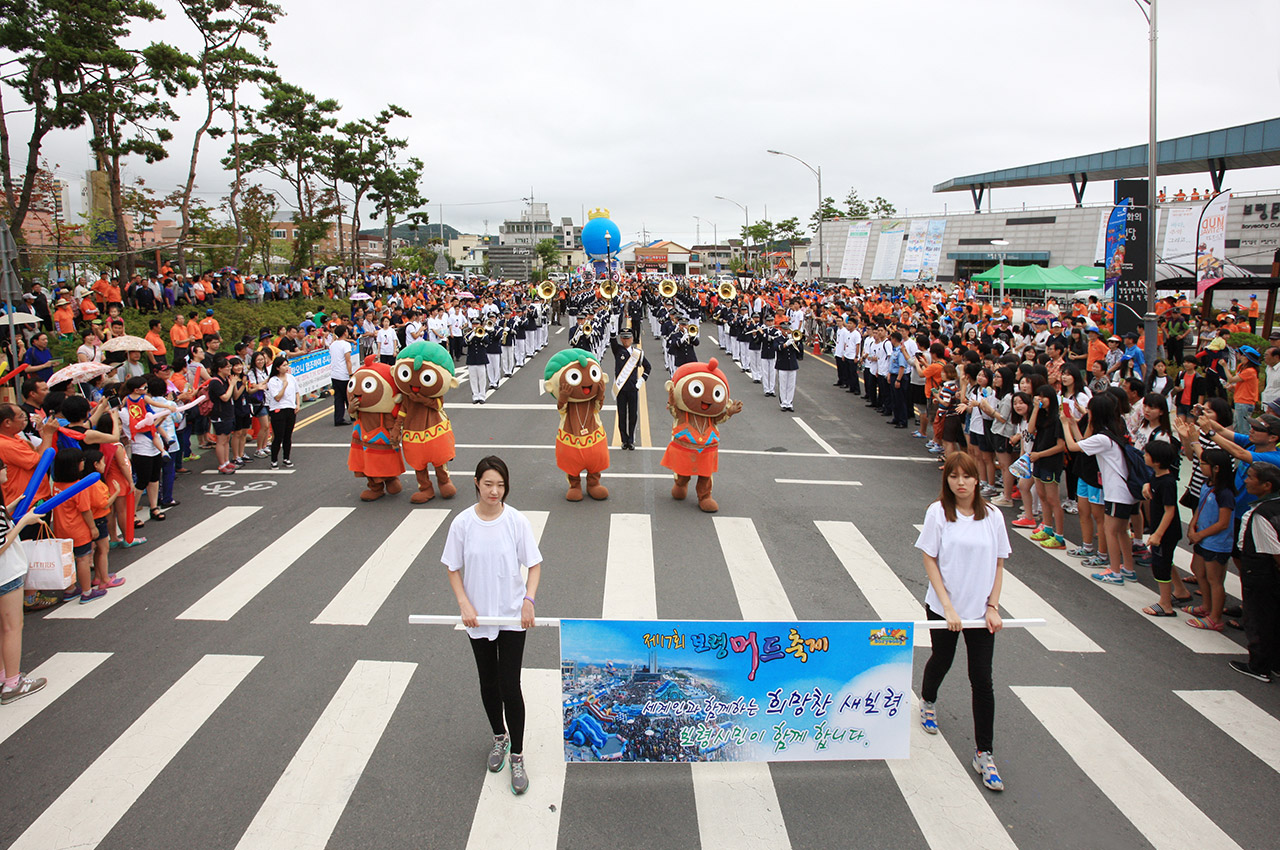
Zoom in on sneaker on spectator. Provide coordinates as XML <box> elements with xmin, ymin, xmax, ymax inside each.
<box><xmin>1082</xmin><ymin>554</ymin><xmax>1111</xmax><ymax>568</ymax></box>
<box><xmin>1029</xmin><ymin>527</ymin><xmax>1052</xmax><ymax>541</ymax></box>
<box><xmin>1119</xmin><ymin>568</ymin><xmax>1138</xmax><ymax>581</ymax></box>
<box><xmin>283</xmin><ymin>459</ymin><xmax>294</xmax><ymax>468</ymax></box>
<box><xmin>1062</xmin><ymin>501</ymin><xmax>1078</xmax><ymax>515</ymax></box>
<box><xmin>0</xmin><ymin>675</ymin><xmax>47</xmax><ymax>705</ymax></box>
<box><xmin>1228</xmin><ymin>660</ymin><xmax>1272</xmax><ymax>683</ymax></box>
<box><xmin>1067</xmin><ymin>544</ymin><xmax>1096</xmax><ymax>558</ymax></box>
<box><xmin>990</xmin><ymin>496</ymin><xmax>1014</xmax><ymax>508</ymax></box>
<box><xmin>1011</xmin><ymin>516</ymin><xmax>1039</xmax><ymax>529</ymax></box>
<box><xmin>23</xmin><ymin>593</ymin><xmax>60</xmax><ymax>611</ymax></box>
<box><xmin>270</xmin><ymin>461</ymin><xmax>279</xmax><ymax>469</ymax></box>
<box><xmin>1132</xmin><ymin>542</ymin><xmax>1150</xmax><ymax>555</ymax></box>
<box><xmin>1091</xmin><ymin>570</ymin><xmax>1124</xmax><ymax>585</ymax></box>
<box><xmin>255</xmin><ymin>449</ymin><xmax>269</xmax><ymax>458</ymax></box>
<box><xmin>487</xmin><ymin>733</ymin><xmax>509</xmax><ymax>772</ymax></box>
<box><xmin>972</xmin><ymin>750</ymin><xmax>1004</xmax><ymax>792</ymax></box>
<box><xmin>509</xmin><ymin>753</ymin><xmax>528</xmax><ymax>795</ymax></box>
<box><xmin>187</xmin><ymin>452</ymin><xmax>201</xmax><ymax>461</ymax></box>
<box><xmin>1040</xmin><ymin>536</ymin><xmax>1066</xmax><ymax>550</ymax></box>
<box><xmin>920</xmin><ymin>700</ymin><xmax>939</xmax><ymax>734</ymax></box>
<box><xmin>79</xmin><ymin>587</ymin><xmax>108</xmax><ymax>604</ymax></box>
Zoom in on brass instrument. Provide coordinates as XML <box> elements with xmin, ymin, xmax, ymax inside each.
<box><xmin>685</xmin><ymin>322</ymin><xmax>699</xmax><ymax>337</ymax></box>
<box><xmin>536</xmin><ymin>280</ymin><xmax>557</xmax><ymax>300</ymax></box>
<box><xmin>718</xmin><ymin>280</ymin><xmax>737</xmax><ymax>301</ymax></box>
<box><xmin>785</xmin><ymin>328</ymin><xmax>804</xmax><ymax>348</ymax></box>
<box><xmin>581</xmin><ymin>321</ymin><xmax>593</xmax><ymax>338</ymax></box>
<box><xmin>598</xmin><ymin>280</ymin><xmax>618</xmax><ymax>300</ymax></box>
<box><xmin>483</xmin><ymin>319</ymin><xmax>495</xmax><ymax>333</ymax></box>
<box><xmin>659</xmin><ymin>279</ymin><xmax>678</xmax><ymax>299</ymax></box>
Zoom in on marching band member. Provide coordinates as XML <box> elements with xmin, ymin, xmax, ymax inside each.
<box><xmin>610</xmin><ymin>328</ymin><xmax>650</xmax><ymax>451</ymax></box>
<box><xmin>499</xmin><ymin>314</ymin><xmax>516</xmax><ymax>378</ymax></box>
<box><xmin>760</xmin><ymin>321</ymin><xmax>779</xmax><ymax>398</ymax></box>
<box><xmin>466</xmin><ymin>318</ymin><xmax>490</xmax><ymax>404</ymax></box>
<box><xmin>484</xmin><ymin>319</ymin><xmax>502</xmax><ymax>387</ymax></box>
<box><xmin>776</xmin><ymin>322</ymin><xmax>803</xmax><ymax>411</ymax></box>
<box><xmin>747</xmin><ymin>316</ymin><xmax>763</xmax><ymax>383</ymax></box>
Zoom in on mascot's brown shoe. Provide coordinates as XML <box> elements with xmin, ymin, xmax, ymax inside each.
<box><xmin>586</xmin><ymin>472</ymin><xmax>609</xmax><ymax>501</ymax></box>
<box><xmin>671</xmin><ymin>474</ymin><xmax>691</xmax><ymax>501</ymax></box>
<box><xmin>361</xmin><ymin>479</ymin><xmax>386</xmax><ymax>502</ymax></box>
<box><xmin>566</xmin><ymin>474</ymin><xmax>584</xmax><ymax>502</ymax></box>
<box><xmin>436</xmin><ymin>466</ymin><xmax>457</xmax><ymax>499</ymax></box>
<box><xmin>385</xmin><ymin>477</ymin><xmax>403</xmax><ymax>496</ymax></box>
<box><xmin>696</xmin><ymin>476</ymin><xmax>718</xmax><ymax>513</ymax></box>
<box><xmin>410</xmin><ymin>469</ymin><xmax>435</xmax><ymax>504</ymax></box>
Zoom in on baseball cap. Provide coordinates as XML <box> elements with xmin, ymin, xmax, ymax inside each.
<box><xmin>1086</xmin><ymin>325</ymin><xmax>1100</xmax><ymax>334</ymax></box>
<box><xmin>206</xmin><ymin>309</ymin><xmax>214</xmax><ymax>316</ymax></box>
<box><xmin>1267</xmin><ymin>399</ymin><xmax>1280</xmax><ymax>417</ymax></box>
<box><xmin>1249</xmin><ymin>413</ymin><xmax>1280</xmax><ymax>437</ymax></box>
<box><xmin>1051</xmin><ymin>321</ymin><xmax>1062</xmax><ymax>328</ymax></box>
<box><xmin>1107</xmin><ymin>335</ymin><xmax>1121</xmax><ymax>342</ymax></box>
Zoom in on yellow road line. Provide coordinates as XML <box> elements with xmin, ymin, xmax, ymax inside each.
<box><xmin>294</xmin><ymin>406</ymin><xmax>331</xmax><ymax>432</ymax></box>
<box><xmin>639</xmin><ymin>373</ymin><xmax>652</xmax><ymax>448</ymax></box>
<box><xmin>809</xmin><ymin>352</ymin><xmax>838</xmax><ymax>371</ymax></box>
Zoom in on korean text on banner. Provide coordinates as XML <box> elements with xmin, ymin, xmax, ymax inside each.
<box><xmin>920</xmin><ymin>219</ymin><xmax>947</xmax><ymax>282</ymax></box>
<box><xmin>839</xmin><ymin>222</ymin><xmax>872</xmax><ymax>281</ymax></box>
<box><xmin>870</xmin><ymin>221</ymin><xmax>907</xmax><ymax>281</ymax></box>
<box><xmin>1161</xmin><ymin>207</ymin><xmax>1198</xmax><ymax>267</ymax></box>
<box><xmin>289</xmin><ymin>349</ymin><xmax>331</xmax><ymax>396</ymax></box>
<box><xmin>560</xmin><ymin>618</ymin><xmax>914</xmax><ymax>763</ymax></box>
<box><xmin>899</xmin><ymin>220</ymin><xmax>930</xmax><ymax>281</ymax></box>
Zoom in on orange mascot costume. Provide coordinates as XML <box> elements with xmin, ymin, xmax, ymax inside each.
<box><xmin>544</xmin><ymin>348</ymin><xmax>609</xmax><ymax>501</ymax></box>
<box><xmin>391</xmin><ymin>341</ymin><xmax>459</xmax><ymax>504</ymax></box>
<box><xmin>661</xmin><ymin>357</ymin><xmax>743</xmax><ymax>512</ymax></box>
<box><xmin>347</xmin><ymin>356</ymin><xmax>404</xmax><ymax>501</ymax></box>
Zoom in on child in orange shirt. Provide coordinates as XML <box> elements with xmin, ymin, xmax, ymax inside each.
<box><xmin>51</xmin><ymin>449</ymin><xmax>103</xmax><ymax>603</ymax></box>
<box><xmin>84</xmin><ymin>449</ymin><xmax>123</xmax><ymax>592</ymax></box>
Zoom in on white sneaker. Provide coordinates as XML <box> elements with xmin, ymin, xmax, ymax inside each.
<box><xmin>0</xmin><ymin>675</ymin><xmax>47</xmax><ymax>705</ymax></box>
<box><xmin>972</xmin><ymin>750</ymin><xmax>1004</xmax><ymax>791</ymax></box>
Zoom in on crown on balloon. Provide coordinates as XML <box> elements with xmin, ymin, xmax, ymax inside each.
<box><xmin>587</xmin><ymin>207</ymin><xmax>610</xmax><ymax>220</ymax></box>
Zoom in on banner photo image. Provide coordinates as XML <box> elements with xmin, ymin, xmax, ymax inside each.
<box><xmin>560</xmin><ymin>618</ymin><xmax>914</xmax><ymax>764</ymax></box>
<box><xmin>1198</xmin><ymin>194</ymin><xmax>1230</xmax><ymax>280</ymax></box>
<box><xmin>919</xmin><ymin>219</ymin><xmax>947</xmax><ymax>282</ymax></box>
<box><xmin>870</xmin><ymin>221</ymin><xmax>907</xmax><ymax>281</ymax></box>
<box><xmin>838</xmin><ymin>221</ymin><xmax>873</xmax><ymax>280</ymax></box>
<box><xmin>899</xmin><ymin>220</ymin><xmax>930</xmax><ymax>281</ymax></box>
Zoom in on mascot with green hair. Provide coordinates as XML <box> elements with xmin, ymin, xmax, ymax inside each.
<box><xmin>544</xmin><ymin>348</ymin><xmax>610</xmax><ymax>501</ymax></box>
<box><xmin>391</xmin><ymin>341</ymin><xmax>461</xmax><ymax>503</ymax></box>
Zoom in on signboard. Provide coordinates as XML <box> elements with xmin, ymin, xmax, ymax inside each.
<box><xmin>899</xmin><ymin>220</ymin><xmax>929</xmax><ymax>281</ymax></box>
<box><xmin>1114</xmin><ymin>205</ymin><xmax>1149</xmax><ymax>338</ymax></box>
<box><xmin>1198</xmin><ymin>193</ymin><xmax>1230</xmax><ymax>280</ymax></box>
<box><xmin>1103</xmin><ymin>201</ymin><xmax>1129</xmax><ymax>293</ymax></box>
<box><xmin>870</xmin><ymin>221</ymin><xmax>906</xmax><ymax>281</ymax></box>
<box><xmin>560</xmin><ymin>618</ymin><xmax>914</xmax><ymax>763</ymax></box>
<box><xmin>838</xmin><ymin>221</ymin><xmax>872</xmax><ymax>280</ymax></box>
<box><xmin>289</xmin><ymin>349</ymin><xmax>332</xmax><ymax>396</ymax></box>
<box><xmin>1161</xmin><ymin>207</ymin><xmax>1198</xmax><ymax>267</ymax></box>
<box><xmin>919</xmin><ymin>219</ymin><xmax>947</xmax><ymax>282</ymax></box>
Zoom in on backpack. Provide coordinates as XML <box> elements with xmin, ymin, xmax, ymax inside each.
<box><xmin>1109</xmin><ymin>434</ymin><xmax>1152</xmax><ymax>501</ymax></box>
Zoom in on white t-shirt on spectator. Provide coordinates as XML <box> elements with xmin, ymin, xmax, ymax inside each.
<box><xmin>441</xmin><ymin>504</ymin><xmax>543</xmax><ymax>641</ymax></box>
<box><xmin>376</xmin><ymin>327</ymin><xmax>398</xmax><ymax>356</ymax></box>
<box><xmin>329</xmin><ymin>339</ymin><xmax>353</xmax><ymax>380</ymax></box>
<box><xmin>118</xmin><ymin>400</ymin><xmax>161</xmax><ymax>457</ymax></box>
<box><xmin>1076</xmin><ymin>433</ymin><xmax>1137</xmax><ymax>505</ymax></box>
<box><xmin>914</xmin><ymin>501</ymin><xmax>1010</xmax><ymax>620</ymax></box>
<box><xmin>267</xmin><ymin>374</ymin><xmax>300</xmax><ymax>411</ymax></box>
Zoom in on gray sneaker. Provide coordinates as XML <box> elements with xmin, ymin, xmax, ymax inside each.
<box><xmin>1</xmin><ymin>675</ymin><xmax>47</xmax><ymax>705</ymax></box>
<box><xmin>509</xmin><ymin>753</ymin><xmax>528</xmax><ymax>795</ymax></box>
<box><xmin>487</xmin><ymin>734</ymin><xmax>508</xmax><ymax>772</ymax></box>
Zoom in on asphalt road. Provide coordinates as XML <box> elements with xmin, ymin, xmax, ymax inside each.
<box><xmin>3</xmin><ymin>324</ymin><xmax>1277</xmax><ymax>850</ymax></box>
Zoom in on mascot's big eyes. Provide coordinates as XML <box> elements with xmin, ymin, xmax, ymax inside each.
<box><xmin>395</xmin><ymin>363</ymin><xmax>413</xmax><ymax>384</ymax></box>
<box><xmin>420</xmin><ymin>369</ymin><xmax>438</xmax><ymax>387</ymax></box>
<box><xmin>347</xmin><ymin>377</ymin><xmax>357</xmax><ymax>394</ymax></box>
<box><xmin>565</xmin><ymin>368</ymin><xmax>583</xmax><ymax>386</ymax></box>
<box><xmin>360</xmin><ymin>375</ymin><xmax>378</xmax><ymax>394</ymax></box>
<box><xmin>711</xmin><ymin>384</ymin><xmax>726</xmax><ymax>403</ymax></box>
<box><xmin>687</xmin><ymin>380</ymin><xmax>705</xmax><ymax>398</ymax></box>
<box><xmin>588</xmin><ymin>364</ymin><xmax>602</xmax><ymax>383</ymax></box>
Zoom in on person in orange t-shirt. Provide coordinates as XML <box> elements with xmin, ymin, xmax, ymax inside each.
<box><xmin>186</xmin><ymin>316</ymin><xmax>202</xmax><ymax>346</ymax></box>
<box><xmin>1085</xmin><ymin>327</ymin><xmax>1109</xmax><ymax>371</ymax></box>
<box><xmin>0</xmin><ymin>407</ymin><xmax>55</xmax><ymax>506</ymax></box>
<box><xmin>51</xmin><ymin>451</ymin><xmax>98</xmax><ymax>599</ymax></box>
<box><xmin>91</xmin><ymin>274</ymin><xmax>111</xmax><ymax>307</ymax></box>
<box><xmin>52</xmin><ymin>299</ymin><xmax>76</xmax><ymax>336</ymax></box>
<box><xmin>169</xmin><ymin>314</ymin><xmax>190</xmax><ymax>366</ymax></box>
<box><xmin>144</xmin><ymin>319</ymin><xmax>168</xmax><ymax>366</ymax></box>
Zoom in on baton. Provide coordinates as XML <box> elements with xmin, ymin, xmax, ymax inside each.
<box><xmin>409</xmin><ymin>615</ymin><xmax>1045</xmax><ymax>630</ymax></box>
<box><xmin>0</xmin><ymin>363</ymin><xmax>28</xmax><ymax>386</ymax></box>
<box><xmin>13</xmin><ymin>447</ymin><xmax>55</xmax><ymax>519</ymax></box>
<box><xmin>25</xmin><ymin>472</ymin><xmax>102</xmax><ymax>518</ymax></box>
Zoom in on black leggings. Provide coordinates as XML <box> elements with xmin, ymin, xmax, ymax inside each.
<box><xmin>269</xmin><ymin>408</ymin><xmax>296</xmax><ymax>462</ymax></box>
<box><xmin>469</xmin><ymin>630</ymin><xmax>526</xmax><ymax>753</ymax></box>
<box><xmin>920</xmin><ymin>607</ymin><xmax>996</xmax><ymax>752</ymax></box>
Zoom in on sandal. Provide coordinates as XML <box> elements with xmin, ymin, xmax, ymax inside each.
<box><xmin>1182</xmin><ymin>575</ymin><xmax>1199</xmax><ymax>586</ymax></box>
<box><xmin>1142</xmin><ymin>604</ymin><xmax>1177</xmax><ymax>617</ymax></box>
<box><xmin>1187</xmin><ymin>616</ymin><xmax>1224</xmax><ymax>631</ymax></box>
<box><xmin>1226</xmin><ymin>618</ymin><xmax>1243</xmax><ymax>631</ymax></box>
<box><xmin>101</xmin><ymin>574</ymin><xmax>125</xmax><ymax>588</ymax></box>
<box><xmin>1181</xmin><ymin>604</ymin><xmax>1209</xmax><ymax>617</ymax></box>
<box><xmin>1171</xmin><ymin>594</ymin><xmax>1194</xmax><ymax>606</ymax></box>
<box><xmin>121</xmin><ymin>537</ymin><xmax>146</xmax><ymax>548</ymax></box>
<box><xmin>133</xmin><ymin>519</ymin><xmax>146</xmax><ymax>529</ymax></box>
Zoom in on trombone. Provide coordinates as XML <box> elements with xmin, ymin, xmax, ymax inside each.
<box><xmin>483</xmin><ymin>319</ymin><xmax>496</xmax><ymax>333</ymax></box>
<box><xmin>786</xmin><ymin>328</ymin><xmax>805</xmax><ymax>348</ymax></box>
<box><xmin>580</xmin><ymin>321</ymin><xmax>593</xmax><ymax>338</ymax></box>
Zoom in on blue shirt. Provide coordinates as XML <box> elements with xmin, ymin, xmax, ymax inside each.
<box><xmin>1230</xmin><ymin>432</ymin><xmax>1280</xmax><ymax>519</ymax></box>
<box><xmin>889</xmin><ymin>346</ymin><xmax>910</xmax><ymax>376</ymax></box>
<box><xmin>1121</xmin><ymin>344</ymin><xmax>1145</xmax><ymax>380</ymax></box>
<box><xmin>1196</xmin><ymin>484</ymin><xmax>1236</xmax><ymax>553</ymax></box>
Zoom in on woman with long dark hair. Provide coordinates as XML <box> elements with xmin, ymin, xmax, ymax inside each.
<box><xmin>1061</xmin><ymin>393</ymin><xmax>1137</xmax><ymax>583</ymax></box>
<box><xmin>266</xmin><ymin>355</ymin><xmax>300</xmax><ymax>469</ymax></box>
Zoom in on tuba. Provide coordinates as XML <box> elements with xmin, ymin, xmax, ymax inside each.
<box><xmin>718</xmin><ymin>280</ymin><xmax>737</xmax><ymax>301</ymax></box>
<box><xmin>537</xmin><ymin>280</ymin><xmax>557</xmax><ymax>300</ymax></box>
<box><xmin>659</xmin><ymin>279</ymin><xmax>678</xmax><ymax>299</ymax></box>
<box><xmin>598</xmin><ymin>280</ymin><xmax>618</xmax><ymax>300</ymax></box>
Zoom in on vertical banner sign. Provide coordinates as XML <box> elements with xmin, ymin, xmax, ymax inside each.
<box><xmin>899</xmin><ymin>220</ymin><xmax>930</xmax><ymax>281</ymax></box>
<box><xmin>1197</xmin><ymin>193</ymin><xmax>1230</xmax><ymax>281</ymax></box>
<box><xmin>1114</xmin><ymin>205</ymin><xmax>1149</xmax><ymax>339</ymax></box>
<box><xmin>560</xmin><ymin>619</ymin><xmax>914</xmax><ymax>763</ymax></box>
<box><xmin>919</xmin><ymin>219</ymin><xmax>948</xmax><ymax>282</ymax></box>
<box><xmin>1161</xmin><ymin>207</ymin><xmax>1199</xmax><ymax>267</ymax></box>
<box><xmin>1094</xmin><ymin>209</ymin><xmax>1111</xmax><ymax>265</ymax></box>
<box><xmin>1103</xmin><ymin>201</ymin><xmax>1130</xmax><ymax>293</ymax></box>
<box><xmin>870</xmin><ymin>221</ymin><xmax>907</xmax><ymax>281</ymax></box>
<box><xmin>839</xmin><ymin>221</ymin><xmax>872</xmax><ymax>281</ymax></box>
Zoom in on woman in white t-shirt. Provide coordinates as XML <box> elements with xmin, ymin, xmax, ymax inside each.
<box><xmin>375</xmin><ymin>317</ymin><xmax>398</xmax><ymax>365</ymax></box>
<box><xmin>443</xmin><ymin>456</ymin><xmax>542</xmax><ymax>796</ymax></box>
<box><xmin>914</xmin><ymin>452</ymin><xmax>1008</xmax><ymax>792</ymax></box>
<box><xmin>266</xmin><ymin>355</ymin><xmax>300</xmax><ymax>469</ymax></box>
<box><xmin>1061</xmin><ymin>392</ymin><xmax>1137</xmax><ymax>584</ymax></box>
<box><xmin>0</xmin><ymin>458</ymin><xmax>53</xmax><ymax>704</ymax></box>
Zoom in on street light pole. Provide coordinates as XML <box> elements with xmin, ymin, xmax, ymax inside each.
<box><xmin>715</xmin><ymin>195</ymin><xmax>748</xmax><ymax>272</ymax></box>
<box><xmin>1143</xmin><ymin>0</ymin><xmax>1159</xmax><ymax>364</ymax></box>
<box><xmin>767</xmin><ymin>149</ymin><xmax>824</xmax><ymax>285</ymax></box>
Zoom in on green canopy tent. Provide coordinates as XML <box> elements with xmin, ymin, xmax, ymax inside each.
<box><xmin>971</xmin><ymin>264</ymin><xmax>1032</xmax><ymax>282</ymax></box>
<box><xmin>1001</xmin><ymin>265</ymin><xmax>1094</xmax><ymax>291</ymax></box>
<box><xmin>1072</xmin><ymin>265</ymin><xmax>1105</xmax><ymax>283</ymax></box>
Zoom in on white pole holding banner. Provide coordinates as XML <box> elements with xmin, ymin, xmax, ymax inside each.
<box><xmin>408</xmin><ymin>615</ymin><xmax>1046</xmax><ymax>631</ymax></box>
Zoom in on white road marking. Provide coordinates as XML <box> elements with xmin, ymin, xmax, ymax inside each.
<box><xmin>1174</xmin><ymin>689</ymin><xmax>1280</xmax><ymax>774</ymax></box>
<box><xmin>178</xmin><ymin>507</ymin><xmax>354</xmax><ymax>621</ymax></box>
<box><xmin>791</xmin><ymin>416</ymin><xmax>838</xmax><ymax>455</ymax></box>
<box><xmin>555</xmin><ymin>327</ymin><xmax>565</xmax><ymax>335</ymax></box>
<box><xmin>10</xmin><ymin>654</ymin><xmax>261</xmax><ymax>850</ymax></box>
<box><xmin>816</xmin><ymin>521</ymin><xmax>929</xmax><ymax>647</ymax></box>
<box><xmin>445</xmin><ymin>403</ymin><xmax>617</xmax><ymax>411</ymax></box>
<box><xmin>46</xmin><ymin>507</ymin><xmax>261</xmax><ymax>619</ymax></box>
<box><xmin>1013</xmin><ymin>686</ymin><xmax>1243</xmax><ymax>850</ymax></box>
<box><xmin>464</xmin><ymin>669</ymin><xmax>564</xmax><ymax>850</ymax></box>
<box><xmin>601</xmin><ymin>472</ymin><xmax>674</xmax><ymax>479</ymax></box>
<box><xmin>235</xmin><ymin>660</ymin><xmax>416</xmax><ymax>850</ymax></box>
<box><xmin>774</xmin><ymin>478</ymin><xmax>862</xmax><ymax>486</ymax></box>
<box><xmin>603</xmin><ymin>514</ymin><xmax>656</xmax><ymax>619</ymax></box>
<box><xmin>911</xmin><ymin>524</ymin><xmax>1102</xmax><ymax>653</ymax></box>
<box><xmin>200</xmin><ymin>468</ymin><xmax>295</xmax><ymax>474</ymax></box>
<box><xmin>712</xmin><ymin>516</ymin><xmax>793</xmax><ymax>620</ymax></box>
<box><xmin>0</xmin><ymin>652</ymin><xmax>112</xmax><ymax>746</ymax></box>
<box><xmin>312</xmin><ymin>510</ymin><xmax>449</xmax><ymax>625</ymax></box>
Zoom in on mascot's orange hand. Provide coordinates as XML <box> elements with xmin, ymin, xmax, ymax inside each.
<box><xmin>727</xmin><ymin>400</ymin><xmax>744</xmax><ymax>416</ymax></box>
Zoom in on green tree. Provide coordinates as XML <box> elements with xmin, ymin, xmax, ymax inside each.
<box><xmin>809</xmin><ymin>196</ymin><xmax>840</xmax><ymax>229</ymax></box>
<box><xmin>776</xmin><ymin>216</ymin><xmax>803</xmax><ymax>244</ymax></box>
<box><xmin>843</xmin><ymin>189</ymin><xmax>870</xmax><ymax>219</ymax></box>
<box><xmin>239</xmin><ymin>183</ymin><xmax>276</xmax><ymax>274</ymax></box>
<box><xmin>869</xmin><ymin>196</ymin><xmax>897</xmax><ymax>218</ymax></box>
<box><xmin>328</xmin><ymin>105</ymin><xmax>413</xmax><ymax>273</ymax></box>
<box><xmin>534</xmin><ymin>237</ymin><xmax>561</xmax><ymax>271</ymax></box>
<box><xmin>173</xmin><ymin>0</ymin><xmax>282</xmax><ymax>276</ymax></box>
<box><xmin>368</xmin><ymin>147</ymin><xmax>425</xmax><ymax>268</ymax></box>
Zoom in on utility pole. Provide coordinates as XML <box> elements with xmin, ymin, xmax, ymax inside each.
<box><xmin>1143</xmin><ymin>0</ymin><xmax>1160</xmax><ymax>365</ymax></box>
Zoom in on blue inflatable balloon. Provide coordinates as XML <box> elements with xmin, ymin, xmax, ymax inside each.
<box><xmin>581</xmin><ymin>216</ymin><xmax>622</xmax><ymax>260</ymax></box>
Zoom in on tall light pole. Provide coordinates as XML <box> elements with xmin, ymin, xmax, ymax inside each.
<box><xmin>1136</xmin><ymin>0</ymin><xmax>1159</xmax><ymax>364</ymax></box>
<box><xmin>715</xmin><ymin>195</ymin><xmax>749</xmax><ymax>272</ymax></box>
<box><xmin>767</xmin><ymin>149</ymin><xmax>823</xmax><ymax>285</ymax></box>
<box><xmin>991</xmin><ymin>239</ymin><xmax>1010</xmax><ymax>307</ymax></box>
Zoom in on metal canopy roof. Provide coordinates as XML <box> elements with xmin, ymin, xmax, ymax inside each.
<box><xmin>933</xmin><ymin>118</ymin><xmax>1280</xmax><ymax>193</ymax></box>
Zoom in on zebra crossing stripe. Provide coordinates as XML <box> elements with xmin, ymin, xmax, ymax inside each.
<box><xmin>1013</xmin><ymin>686</ymin><xmax>1243</xmax><ymax>850</ymax></box>
<box><xmin>604</xmin><ymin>514</ymin><xmax>656</xmax><ymax>619</ymax></box>
<box><xmin>1174</xmin><ymin>690</ymin><xmax>1280</xmax><ymax>774</ymax></box>
<box><xmin>697</xmin><ymin>516</ymin><xmax>793</xmax><ymax>850</ymax></box>
<box><xmin>815</xmin><ymin>521</ymin><xmax>930</xmax><ymax>647</ymax></box>
<box><xmin>465</xmin><ymin>669</ymin><xmax>564</xmax><ymax>850</ymax></box>
<box><xmin>235</xmin><ymin>660</ymin><xmax>416</xmax><ymax>850</ymax></box>
<box><xmin>0</xmin><ymin>652</ymin><xmax>112</xmax><ymax>746</ymax></box>
<box><xmin>912</xmin><ymin>524</ymin><xmax>1102</xmax><ymax>653</ymax></box>
<box><xmin>178</xmin><ymin>507</ymin><xmax>355</xmax><ymax>621</ymax></box>
<box><xmin>312</xmin><ymin>510</ymin><xmax>449</xmax><ymax>625</ymax></box>
<box><xmin>46</xmin><ymin>507</ymin><xmax>262</xmax><ymax>620</ymax></box>
<box><xmin>1170</xmin><ymin>546</ymin><xmax>1242</xmax><ymax>602</ymax></box>
<box><xmin>817</xmin><ymin>520</ymin><xmax>1018</xmax><ymax>850</ymax></box>
<box><xmin>10</xmin><ymin>654</ymin><xmax>261</xmax><ymax>850</ymax></box>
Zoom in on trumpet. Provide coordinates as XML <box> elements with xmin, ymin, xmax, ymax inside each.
<box><xmin>581</xmin><ymin>321</ymin><xmax>593</xmax><ymax>338</ymax></box>
<box><xmin>787</xmin><ymin>328</ymin><xmax>805</xmax><ymax>347</ymax></box>
<box><xmin>483</xmin><ymin>319</ymin><xmax>495</xmax><ymax>333</ymax></box>
<box><xmin>659</xmin><ymin>279</ymin><xmax>678</xmax><ymax>299</ymax></box>
<box><xmin>718</xmin><ymin>280</ymin><xmax>736</xmax><ymax>301</ymax></box>
<box><xmin>685</xmin><ymin>322</ymin><xmax>699</xmax><ymax>337</ymax></box>
<box><xmin>537</xmin><ymin>280</ymin><xmax>557</xmax><ymax>300</ymax></box>
<box><xmin>599</xmin><ymin>280</ymin><xmax>618</xmax><ymax>300</ymax></box>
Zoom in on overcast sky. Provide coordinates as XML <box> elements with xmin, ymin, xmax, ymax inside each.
<box><xmin>13</xmin><ymin>0</ymin><xmax>1280</xmax><ymax>246</ymax></box>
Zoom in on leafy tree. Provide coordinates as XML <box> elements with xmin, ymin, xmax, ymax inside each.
<box><xmin>534</xmin><ymin>237</ymin><xmax>561</xmax><ymax>271</ymax></box>
<box><xmin>809</xmin><ymin>196</ymin><xmax>840</xmax><ymax>229</ymax></box>
<box><xmin>843</xmin><ymin>189</ymin><xmax>870</xmax><ymax>219</ymax></box>
<box><xmin>776</xmin><ymin>216</ymin><xmax>803</xmax><ymax>244</ymax></box>
<box><xmin>173</xmin><ymin>0</ymin><xmax>282</xmax><ymax>276</ymax></box>
<box><xmin>238</xmin><ymin>183</ymin><xmax>276</xmax><ymax>274</ymax></box>
<box><xmin>869</xmin><ymin>196</ymin><xmax>897</xmax><ymax>218</ymax></box>
<box><xmin>368</xmin><ymin>148</ymin><xmax>425</xmax><ymax>267</ymax></box>
<box><xmin>328</xmin><ymin>105</ymin><xmax>413</xmax><ymax>273</ymax></box>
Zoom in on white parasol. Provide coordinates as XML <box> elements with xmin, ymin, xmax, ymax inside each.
<box><xmin>101</xmin><ymin>334</ymin><xmax>158</xmax><ymax>353</ymax></box>
<box><xmin>48</xmin><ymin>361</ymin><xmax>112</xmax><ymax>386</ymax></box>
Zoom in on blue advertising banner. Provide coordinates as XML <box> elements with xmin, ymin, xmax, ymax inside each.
<box><xmin>289</xmin><ymin>349</ymin><xmax>331</xmax><ymax>396</ymax></box>
<box><xmin>560</xmin><ymin>619</ymin><xmax>914</xmax><ymax>763</ymax></box>
<box><xmin>1103</xmin><ymin>200</ymin><xmax>1130</xmax><ymax>293</ymax></box>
